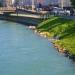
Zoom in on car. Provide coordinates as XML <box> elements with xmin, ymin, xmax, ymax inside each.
<box><xmin>57</xmin><ymin>8</ymin><xmax>65</xmax><ymax>15</ymax></box>
<box><xmin>51</xmin><ymin>7</ymin><xmax>59</xmax><ymax>15</ymax></box>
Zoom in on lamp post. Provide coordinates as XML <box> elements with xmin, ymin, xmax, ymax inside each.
<box><xmin>61</xmin><ymin>0</ymin><xmax>64</xmax><ymax>9</ymax></box>
<box><xmin>32</xmin><ymin>0</ymin><xmax>35</xmax><ymax>11</ymax></box>
<box><xmin>15</xmin><ymin>0</ymin><xmax>19</xmax><ymax>16</ymax></box>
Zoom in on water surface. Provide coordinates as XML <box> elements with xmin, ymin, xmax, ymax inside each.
<box><xmin>0</xmin><ymin>20</ymin><xmax>75</xmax><ymax>75</ymax></box>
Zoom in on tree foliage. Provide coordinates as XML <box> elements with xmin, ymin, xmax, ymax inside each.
<box><xmin>0</xmin><ymin>0</ymin><xmax>3</xmax><ymax>7</ymax></box>
<box><xmin>70</xmin><ymin>0</ymin><xmax>75</xmax><ymax>7</ymax></box>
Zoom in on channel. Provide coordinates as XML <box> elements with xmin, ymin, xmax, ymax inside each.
<box><xmin>0</xmin><ymin>20</ymin><xmax>75</xmax><ymax>75</ymax></box>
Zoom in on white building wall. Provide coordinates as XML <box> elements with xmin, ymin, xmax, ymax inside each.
<box><xmin>58</xmin><ymin>0</ymin><xmax>71</xmax><ymax>8</ymax></box>
<box><xmin>3</xmin><ymin>0</ymin><xmax>12</xmax><ymax>7</ymax></box>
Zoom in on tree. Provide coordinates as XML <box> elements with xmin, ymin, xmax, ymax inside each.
<box><xmin>0</xmin><ymin>2</ymin><xmax>2</xmax><ymax>7</ymax></box>
<box><xmin>0</xmin><ymin>0</ymin><xmax>3</xmax><ymax>7</ymax></box>
<box><xmin>70</xmin><ymin>0</ymin><xmax>75</xmax><ymax>7</ymax></box>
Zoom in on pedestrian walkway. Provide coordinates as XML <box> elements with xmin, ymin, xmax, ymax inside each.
<box><xmin>10</xmin><ymin>13</ymin><xmax>41</xmax><ymax>19</ymax></box>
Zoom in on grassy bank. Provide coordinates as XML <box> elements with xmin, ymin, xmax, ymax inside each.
<box><xmin>37</xmin><ymin>17</ymin><xmax>75</xmax><ymax>55</ymax></box>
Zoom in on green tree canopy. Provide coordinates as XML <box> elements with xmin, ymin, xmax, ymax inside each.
<box><xmin>0</xmin><ymin>0</ymin><xmax>3</xmax><ymax>7</ymax></box>
<box><xmin>70</xmin><ymin>0</ymin><xmax>75</xmax><ymax>7</ymax></box>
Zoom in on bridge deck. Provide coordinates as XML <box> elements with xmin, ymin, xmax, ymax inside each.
<box><xmin>0</xmin><ymin>7</ymin><xmax>50</xmax><ymax>19</ymax></box>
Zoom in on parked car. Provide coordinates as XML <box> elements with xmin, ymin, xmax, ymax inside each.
<box><xmin>51</xmin><ymin>7</ymin><xmax>59</xmax><ymax>15</ymax></box>
<box><xmin>52</xmin><ymin>7</ymin><xmax>70</xmax><ymax>16</ymax></box>
<box><xmin>58</xmin><ymin>8</ymin><xmax>65</xmax><ymax>15</ymax></box>
<box><xmin>64</xmin><ymin>10</ymin><xmax>70</xmax><ymax>16</ymax></box>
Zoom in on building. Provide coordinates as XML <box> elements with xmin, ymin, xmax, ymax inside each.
<box><xmin>58</xmin><ymin>0</ymin><xmax>71</xmax><ymax>8</ymax></box>
<box><xmin>3</xmin><ymin>0</ymin><xmax>12</xmax><ymax>7</ymax></box>
<box><xmin>13</xmin><ymin>0</ymin><xmax>72</xmax><ymax>8</ymax></box>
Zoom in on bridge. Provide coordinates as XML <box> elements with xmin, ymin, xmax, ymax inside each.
<box><xmin>0</xmin><ymin>0</ymin><xmax>51</xmax><ymax>19</ymax></box>
<box><xmin>0</xmin><ymin>7</ymin><xmax>50</xmax><ymax>19</ymax></box>
<box><xmin>0</xmin><ymin>0</ymin><xmax>51</xmax><ymax>26</ymax></box>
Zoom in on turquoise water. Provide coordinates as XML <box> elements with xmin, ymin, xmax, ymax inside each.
<box><xmin>0</xmin><ymin>20</ymin><xmax>75</xmax><ymax>75</ymax></box>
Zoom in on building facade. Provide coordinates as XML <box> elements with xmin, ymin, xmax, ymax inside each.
<box><xmin>8</xmin><ymin>0</ymin><xmax>71</xmax><ymax>8</ymax></box>
<box><xmin>58</xmin><ymin>0</ymin><xmax>71</xmax><ymax>8</ymax></box>
<box><xmin>3</xmin><ymin>0</ymin><xmax>12</xmax><ymax>7</ymax></box>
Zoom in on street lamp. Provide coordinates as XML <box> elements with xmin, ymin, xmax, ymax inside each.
<box><xmin>32</xmin><ymin>0</ymin><xmax>35</xmax><ymax>11</ymax></box>
<box><xmin>15</xmin><ymin>0</ymin><xmax>19</xmax><ymax>16</ymax></box>
<box><xmin>61</xmin><ymin>0</ymin><xmax>64</xmax><ymax>9</ymax></box>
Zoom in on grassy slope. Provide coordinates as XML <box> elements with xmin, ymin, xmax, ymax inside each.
<box><xmin>37</xmin><ymin>17</ymin><xmax>75</xmax><ymax>54</ymax></box>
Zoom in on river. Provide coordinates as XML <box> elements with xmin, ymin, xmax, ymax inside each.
<box><xmin>0</xmin><ymin>20</ymin><xmax>75</xmax><ymax>75</ymax></box>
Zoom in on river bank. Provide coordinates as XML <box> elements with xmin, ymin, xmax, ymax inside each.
<box><xmin>36</xmin><ymin>16</ymin><xmax>75</xmax><ymax>62</ymax></box>
<box><xmin>34</xmin><ymin>30</ymin><xmax>75</xmax><ymax>62</ymax></box>
<box><xmin>0</xmin><ymin>14</ymin><xmax>75</xmax><ymax>62</ymax></box>
<box><xmin>0</xmin><ymin>14</ymin><xmax>42</xmax><ymax>26</ymax></box>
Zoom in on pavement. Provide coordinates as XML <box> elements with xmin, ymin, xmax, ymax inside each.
<box><xmin>62</xmin><ymin>16</ymin><xmax>75</xmax><ymax>19</ymax></box>
<box><xmin>10</xmin><ymin>13</ymin><xmax>41</xmax><ymax>19</ymax></box>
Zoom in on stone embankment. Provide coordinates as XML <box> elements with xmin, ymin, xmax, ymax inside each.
<box><xmin>35</xmin><ymin>31</ymin><xmax>75</xmax><ymax>62</ymax></box>
<box><xmin>53</xmin><ymin>42</ymin><xmax>75</xmax><ymax>62</ymax></box>
<box><xmin>28</xmin><ymin>26</ymin><xmax>36</xmax><ymax>30</ymax></box>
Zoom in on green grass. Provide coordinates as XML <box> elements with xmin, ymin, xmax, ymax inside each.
<box><xmin>37</xmin><ymin>16</ymin><xmax>75</xmax><ymax>54</ymax></box>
